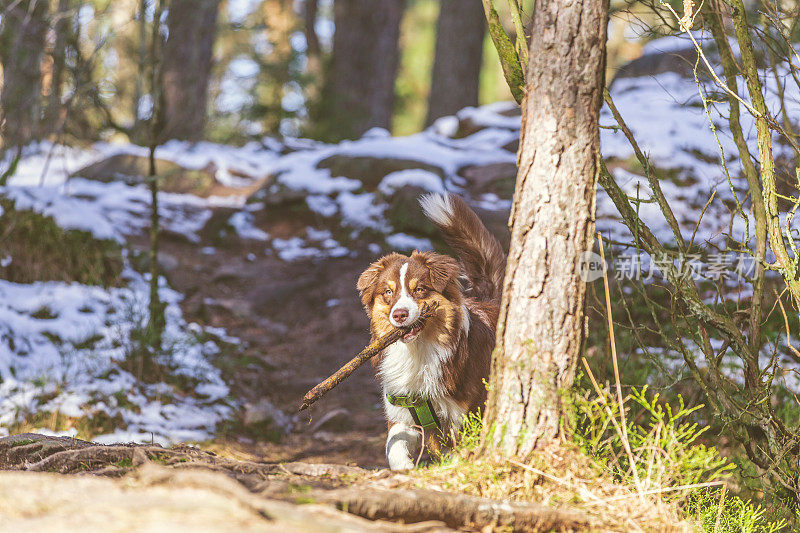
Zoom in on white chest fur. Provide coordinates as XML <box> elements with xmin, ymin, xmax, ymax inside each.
<box><xmin>379</xmin><ymin>338</ymin><xmax>466</xmax><ymax>431</ymax></box>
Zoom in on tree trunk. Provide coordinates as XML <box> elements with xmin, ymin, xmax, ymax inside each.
<box><xmin>257</xmin><ymin>0</ymin><xmax>296</xmax><ymax>135</ymax></box>
<box><xmin>321</xmin><ymin>0</ymin><xmax>404</xmax><ymax>140</ymax></box>
<box><xmin>160</xmin><ymin>0</ymin><xmax>220</xmax><ymax>141</ymax></box>
<box><xmin>425</xmin><ymin>0</ymin><xmax>485</xmax><ymax>126</ymax></box>
<box><xmin>43</xmin><ymin>0</ymin><xmax>72</xmax><ymax>135</ymax></box>
<box><xmin>0</xmin><ymin>0</ymin><xmax>49</xmax><ymax>149</ymax></box>
<box><xmin>482</xmin><ymin>0</ymin><xmax>608</xmax><ymax>458</ymax></box>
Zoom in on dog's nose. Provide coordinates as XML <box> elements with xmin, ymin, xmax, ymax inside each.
<box><xmin>392</xmin><ymin>308</ymin><xmax>409</xmax><ymax>323</ymax></box>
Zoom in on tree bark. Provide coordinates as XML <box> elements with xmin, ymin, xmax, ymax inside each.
<box><xmin>483</xmin><ymin>0</ymin><xmax>608</xmax><ymax>458</ymax></box>
<box><xmin>321</xmin><ymin>0</ymin><xmax>405</xmax><ymax>140</ymax></box>
<box><xmin>43</xmin><ymin>0</ymin><xmax>72</xmax><ymax>135</ymax></box>
<box><xmin>0</xmin><ymin>0</ymin><xmax>49</xmax><ymax>149</ymax></box>
<box><xmin>160</xmin><ymin>0</ymin><xmax>220</xmax><ymax>141</ymax></box>
<box><xmin>257</xmin><ymin>0</ymin><xmax>296</xmax><ymax>135</ymax></box>
<box><xmin>425</xmin><ymin>0</ymin><xmax>485</xmax><ymax>126</ymax></box>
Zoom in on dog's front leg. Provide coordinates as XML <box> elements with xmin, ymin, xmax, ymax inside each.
<box><xmin>386</xmin><ymin>422</ymin><xmax>421</xmax><ymax>470</ymax></box>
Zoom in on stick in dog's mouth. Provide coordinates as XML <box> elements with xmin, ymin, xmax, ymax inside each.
<box><xmin>402</xmin><ymin>324</ymin><xmax>423</xmax><ymax>341</ymax></box>
<box><xmin>298</xmin><ymin>301</ymin><xmax>438</xmax><ymax>412</ymax></box>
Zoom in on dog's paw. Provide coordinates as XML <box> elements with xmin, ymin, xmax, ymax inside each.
<box><xmin>387</xmin><ymin>455</ymin><xmax>415</xmax><ymax>471</ymax></box>
<box><xmin>386</xmin><ymin>423</ymin><xmax>420</xmax><ymax>471</ymax></box>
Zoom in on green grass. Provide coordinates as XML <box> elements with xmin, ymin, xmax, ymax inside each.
<box><xmin>0</xmin><ymin>199</ymin><xmax>123</xmax><ymax>286</ymax></box>
<box><xmin>113</xmin><ymin>457</ymin><xmax>134</xmax><ymax>468</ymax></box>
<box><xmin>10</xmin><ymin>439</ymin><xmax>38</xmax><ymax>447</ymax></box>
<box><xmin>571</xmin><ymin>384</ymin><xmax>788</xmax><ymax>531</ymax></box>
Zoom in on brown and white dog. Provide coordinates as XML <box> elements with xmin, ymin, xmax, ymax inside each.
<box><xmin>357</xmin><ymin>193</ymin><xmax>505</xmax><ymax>470</ymax></box>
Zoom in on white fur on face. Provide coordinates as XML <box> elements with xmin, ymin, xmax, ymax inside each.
<box><xmin>389</xmin><ymin>262</ymin><xmax>419</xmax><ymax>327</ymax></box>
<box><xmin>386</xmin><ymin>423</ymin><xmax>420</xmax><ymax>470</ymax></box>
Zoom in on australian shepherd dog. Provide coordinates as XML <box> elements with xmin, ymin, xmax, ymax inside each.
<box><xmin>357</xmin><ymin>193</ymin><xmax>506</xmax><ymax>470</ymax></box>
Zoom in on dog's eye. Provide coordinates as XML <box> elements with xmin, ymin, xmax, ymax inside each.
<box><xmin>413</xmin><ymin>287</ymin><xmax>426</xmax><ymax>296</ymax></box>
<box><xmin>384</xmin><ymin>289</ymin><xmax>393</xmax><ymax>297</ymax></box>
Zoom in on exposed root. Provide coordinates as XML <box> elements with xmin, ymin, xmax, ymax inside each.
<box><xmin>315</xmin><ymin>486</ymin><xmax>592</xmax><ymax>531</ymax></box>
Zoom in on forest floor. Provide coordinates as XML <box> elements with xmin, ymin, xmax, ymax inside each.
<box><xmin>129</xmin><ymin>228</ymin><xmax>389</xmax><ymax>468</ymax></box>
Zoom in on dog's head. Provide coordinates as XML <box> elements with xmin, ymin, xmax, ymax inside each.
<box><xmin>357</xmin><ymin>250</ymin><xmax>464</xmax><ymax>344</ymax></box>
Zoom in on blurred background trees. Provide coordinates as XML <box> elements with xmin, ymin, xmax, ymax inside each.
<box><xmin>1</xmin><ymin>0</ymin><xmax>48</xmax><ymax>151</ymax></box>
<box><xmin>0</xmin><ymin>0</ymin><xmax>536</xmax><ymax>150</ymax></box>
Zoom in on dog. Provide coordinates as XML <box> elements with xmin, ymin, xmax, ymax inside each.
<box><xmin>357</xmin><ymin>193</ymin><xmax>505</xmax><ymax>470</ymax></box>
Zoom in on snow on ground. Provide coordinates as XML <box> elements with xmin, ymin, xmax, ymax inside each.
<box><xmin>0</xmin><ymin>266</ymin><xmax>235</xmax><ymax>444</ymax></box>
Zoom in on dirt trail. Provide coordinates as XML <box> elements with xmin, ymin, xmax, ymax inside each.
<box><xmin>135</xmin><ymin>222</ymin><xmax>390</xmax><ymax>467</ymax></box>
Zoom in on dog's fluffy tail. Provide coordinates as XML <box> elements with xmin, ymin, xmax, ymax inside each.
<box><xmin>420</xmin><ymin>193</ymin><xmax>505</xmax><ymax>302</ymax></box>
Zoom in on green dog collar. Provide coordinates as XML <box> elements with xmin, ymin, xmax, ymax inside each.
<box><xmin>386</xmin><ymin>394</ymin><xmax>442</xmax><ymax>431</ymax></box>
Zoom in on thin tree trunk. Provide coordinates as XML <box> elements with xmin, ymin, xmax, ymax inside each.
<box><xmin>303</xmin><ymin>0</ymin><xmax>323</xmax><ymax>105</ymax></box>
<box><xmin>160</xmin><ymin>0</ymin><xmax>220</xmax><ymax>141</ymax></box>
<box><xmin>425</xmin><ymin>0</ymin><xmax>485</xmax><ymax>126</ymax></box>
<box><xmin>259</xmin><ymin>0</ymin><xmax>296</xmax><ymax>134</ymax></box>
<box><xmin>482</xmin><ymin>0</ymin><xmax>608</xmax><ymax>458</ymax></box>
<box><xmin>0</xmin><ymin>0</ymin><xmax>48</xmax><ymax>149</ymax></box>
<box><xmin>728</xmin><ymin>0</ymin><xmax>800</xmax><ymax>304</ymax></box>
<box><xmin>705</xmin><ymin>0</ymin><xmax>767</xmax><ymax>364</ymax></box>
<box><xmin>321</xmin><ymin>0</ymin><xmax>404</xmax><ymax>140</ymax></box>
<box><xmin>304</xmin><ymin>0</ymin><xmax>321</xmax><ymax>73</ymax></box>
<box><xmin>147</xmin><ymin>0</ymin><xmax>166</xmax><ymax>349</ymax></box>
<box><xmin>44</xmin><ymin>0</ymin><xmax>72</xmax><ymax>135</ymax></box>
<box><xmin>132</xmin><ymin>0</ymin><xmax>149</xmax><ymax>138</ymax></box>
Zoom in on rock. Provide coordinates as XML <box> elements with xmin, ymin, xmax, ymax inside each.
<box><xmin>382</xmin><ymin>185</ymin><xmax>439</xmax><ymax>239</ymax></box>
<box><xmin>611</xmin><ymin>47</ymin><xmax>699</xmax><ymax>84</ymax></box>
<box><xmin>249</xmin><ymin>181</ymin><xmax>310</xmax><ymax>207</ymax></box>
<box><xmin>317</xmin><ymin>155</ymin><xmax>444</xmax><ymax>192</ymax></box>
<box><xmin>308</xmin><ymin>408</ymin><xmax>351</xmax><ymax>433</ymax></box>
<box><xmin>157</xmin><ymin>252</ymin><xmax>180</xmax><ymax>273</ymax></box>
<box><xmin>502</xmin><ymin>138</ymin><xmax>519</xmax><ymax>153</ymax></box>
<box><xmin>242</xmin><ymin>399</ymin><xmax>292</xmax><ymax>434</ymax></box>
<box><xmin>72</xmin><ymin>154</ymin><xmax>219</xmax><ymax>195</ymax></box>
<box><xmin>74</xmin><ymin>154</ymin><xmax>268</xmax><ymax>198</ymax></box>
<box><xmin>199</xmin><ymin>207</ymin><xmax>240</xmax><ymax>245</ymax></box>
<box><xmin>454</xmin><ymin>105</ymin><xmax>521</xmax><ymax>138</ymax></box>
<box><xmin>457</xmin><ymin>162</ymin><xmax>517</xmax><ymax>199</ymax></box>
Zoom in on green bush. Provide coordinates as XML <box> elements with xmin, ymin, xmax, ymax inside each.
<box><xmin>572</xmin><ymin>384</ymin><xmax>788</xmax><ymax>531</ymax></box>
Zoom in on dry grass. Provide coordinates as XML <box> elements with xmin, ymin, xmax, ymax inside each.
<box><xmin>407</xmin><ymin>440</ymin><xmax>695</xmax><ymax>532</ymax></box>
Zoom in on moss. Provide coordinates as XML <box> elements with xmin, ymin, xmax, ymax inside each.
<box><xmin>0</xmin><ymin>199</ymin><xmax>123</xmax><ymax>286</ymax></box>
<box><xmin>113</xmin><ymin>457</ymin><xmax>134</xmax><ymax>468</ymax></box>
<box><xmin>146</xmin><ymin>453</ymin><xmax>170</xmax><ymax>464</ymax></box>
<box><xmin>9</xmin><ymin>439</ymin><xmax>38</xmax><ymax>447</ymax></box>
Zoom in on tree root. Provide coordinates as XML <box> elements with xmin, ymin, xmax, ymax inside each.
<box><xmin>316</xmin><ymin>487</ymin><xmax>592</xmax><ymax>532</ymax></box>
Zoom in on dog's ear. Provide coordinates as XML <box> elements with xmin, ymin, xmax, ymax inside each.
<box><xmin>414</xmin><ymin>251</ymin><xmax>460</xmax><ymax>293</ymax></box>
<box><xmin>357</xmin><ymin>263</ymin><xmax>382</xmax><ymax>307</ymax></box>
<box><xmin>357</xmin><ymin>253</ymin><xmax>403</xmax><ymax>307</ymax></box>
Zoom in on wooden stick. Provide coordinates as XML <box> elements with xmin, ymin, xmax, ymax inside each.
<box><xmin>298</xmin><ymin>301</ymin><xmax>439</xmax><ymax>412</ymax></box>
